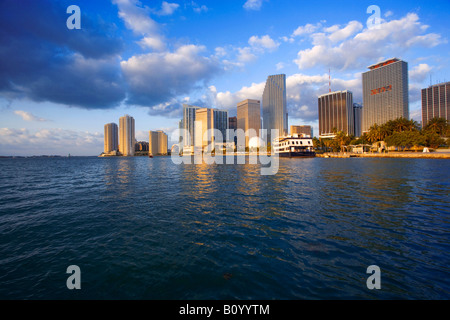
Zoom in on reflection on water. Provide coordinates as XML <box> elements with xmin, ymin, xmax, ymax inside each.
<box><xmin>0</xmin><ymin>157</ymin><xmax>449</xmax><ymax>299</ymax></box>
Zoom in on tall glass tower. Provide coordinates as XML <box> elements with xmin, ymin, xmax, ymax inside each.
<box><xmin>182</xmin><ymin>104</ymin><xmax>200</xmax><ymax>147</ymax></box>
<box><xmin>262</xmin><ymin>74</ymin><xmax>288</xmax><ymax>143</ymax></box>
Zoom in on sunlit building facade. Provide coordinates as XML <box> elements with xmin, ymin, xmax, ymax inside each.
<box><xmin>422</xmin><ymin>82</ymin><xmax>450</xmax><ymax>127</ymax></box>
<box><xmin>362</xmin><ymin>58</ymin><xmax>409</xmax><ymax>133</ymax></box>
<box><xmin>195</xmin><ymin>108</ymin><xmax>214</xmax><ymax>150</ymax></box>
<box><xmin>237</xmin><ymin>99</ymin><xmax>261</xmax><ymax>149</ymax></box>
<box><xmin>119</xmin><ymin>115</ymin><xmax>135</xmax><ymax>156</ymax></box>
<box><xmin>104</xmin><ymin>123</ymin><xmax>118</xmax><ymax>154</ymax></box>
<box><xmin>182</xmin><ymin>104</ymin><xmax>200</xmax><ymax>147</ymax></box>
<box><xmin>149</xmin><ymin>130</ymin><xmax>168</xmax><ymax>155</ymax></box>
<box><xmin>262</xmin><ymin>74</ymin><xmax>288</xmax><ymax>142</ymax></box>
<box><xmin>318</xmin><ymin>90</ymin><xmax>354</xmax><ymax>138</ymax></box>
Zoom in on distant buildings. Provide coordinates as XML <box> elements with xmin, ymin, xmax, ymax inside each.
<box><xmin>194</xmin><ymin>108</ymin><xmax>214</xmax><ymax>150</ymax></box>
<box><xmin>149</xmin><ymin>131</ymin><xmax>168</xmax><ymax>155</ymax></box>
<box><xmin>135</xmin><ymin>141</ymin><xmax>149</xmax><ymax>152</ymax></box>
<box><xmin>362</xmin><ymin>58</ymin><xmax>409</xmax><ymax>133</ymax></box>
<box><xmin>119</xmin><ymin>115</ymin><xmax>135</xmax><ymax>156</ymax></box>
<box><xmin>290</xmin><ymin>125</ymin><xmax>313</xmax><ymax>138</ymax></box>
<box><xmin>422</xmin><ymin>81</ymin><xmax>450</xmax><ymax>127</ymax></box>
<box><xmin>182</xmin><ymin>104</ymin><xmax>200</xmax><ymax>147</ymax></box>
<box><xmin>237</xmin><ymin>99</ymin><xmax>261</xmax><ymax>149</ymax></box>
<box><xmin>318</xmin><ymin>90</ymin><xmax>354</xmax><ymax>138</ymax></box>
<box><xmin>104</xmin><ymin>123</ymin><xmax>118</xmax><ymax>154</ymax></box>
<box><xmin>353</xmin><ymin>103</ymin><xmax>363</xmax><ymax>138</ymax></box>
<box><xmin>213</xmin><ymin>109</ymin><xmax>229</xmax><ymax>143</ymax></box>
<box><xmin>262</xmin><ymin>74</ymin><xmax>288</xmax><ymax>142</ymax></box>
<box><xmin>228</xmin><ymin>117</ymin><xmax>237</xmax><ymax>130</ymax></box>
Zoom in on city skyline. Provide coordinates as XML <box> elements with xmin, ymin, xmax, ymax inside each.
<box><xmin>1</xmin><ymin>0</ymin><xmax>449</xmax><ymax>156</ymax></box>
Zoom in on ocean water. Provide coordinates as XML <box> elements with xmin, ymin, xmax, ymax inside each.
<box><xmin>0</xmin><ymin>156</ymin><xmax>449</xmax><ymax>300</ymax></box>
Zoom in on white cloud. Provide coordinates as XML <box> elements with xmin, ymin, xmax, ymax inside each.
<box><xmin>157</xmin><ymin>1</ymin><xmax>179</xmax><ymax>16</ymax></box>
<box><xmin>236</xmin><ymin>47</ymin><xmax>257</xmax><ymax>63</ymax></box>
<box><xmin>294</xmin><ymin>13</ymin><xmax>446</xmax><ymax>71</ymax></box>
<box><xmin>138</xmin><ymin>36</ymin><xmax>166</xmax><ymax>51</ymax></box>
<box><xmin>326</xmin><ymin>21</ymin><xmax>363</xmax><ymax>43</ymax></box>
<box><xmin>410</xmin><ymin>63</ymin><xmax>433</xmax><ymax>82</ymax></box>
<box><xmin>384</xmin><ymin>11</ymin><xmax>393</xmax><ymax>18</ymax></box>
<box><xmin>243</xmin><ymin>0</ymin><xmax>265</xmax><ymax>11</ymax></box>
<box><xmin>276</xmin><ymin>62</ymin><xmax>285</xmax><ymax>70</ymax></box>
<box><xmin>191</xmin><ymin>2</ymin><xmax>208</xmax><ymax>13</ymax></box>
<box><xmin>292</xmin><ymin>23</ymin><xmax>321</xmax><ymax>37</ymax></box>
<box><xmin>14</xmin><ymin>110</ymin><xmax>48</xmax><ymax>122</ymax></box>
<box><xmin>248</xmin><ymin>35</ymin><xmax>279</xmax><ymax>51</ymax></box>
<box><xmin>113</xmin><ymin>0</ymin><xmax>167</xmax><ymax>53</ymax></box>
<box><xmin>121</xmin><ymin>44</ymin><xmax>220</xmax><ymax>108</ymax></box>
<box><xmin>113</xmin><ymin>0</ymin><xmax>158</xmax><ymax>36</ymax></box>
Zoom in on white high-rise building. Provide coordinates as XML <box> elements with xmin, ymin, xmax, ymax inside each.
<box><xmin>262</xmin><ymin>74</ymin><xmax>288</xmax><ymax>143</ymax></box>
<box><xmin>119</xmin><ymin>115</ymin><xmax>135</xmax><ymax>156</ymax></box>
<box><xmin>182</xmin><ymin>104</ymin><xmax>200</xmax><ymax>147</ymax></box>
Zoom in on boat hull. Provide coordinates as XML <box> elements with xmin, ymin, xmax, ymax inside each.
<box><xmin>277</xmin><ymin>152</ymin><xmax>316</xmax><ymax>158</ymax></box>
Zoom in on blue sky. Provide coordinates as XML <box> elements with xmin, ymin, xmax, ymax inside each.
<box><xmin>0</xmin><ymin>0</ymin><xmax>449</xmax><ymax>156</ymax></box>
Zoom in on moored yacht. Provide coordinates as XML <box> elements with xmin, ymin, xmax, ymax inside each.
<box><xmin>274</xmin><ymin>134</ymin><xmax>316</xmax><ymax>158</ymax></box>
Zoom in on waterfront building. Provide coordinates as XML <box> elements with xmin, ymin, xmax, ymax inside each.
<box><xmin>182</xmin><ymin>104</ymin><xmax>200</xmax><ymax>147</ymax></box>
<box><xmin>237</xmin><ymin>99</ymin><xmax>261</xmax><ymax>149</ymax></box>
<box><xmin>262</xmin><ymin>74</ymin><xmax>288</xmax><ymax>143</ymax></box>
<box><xmin>214</xmin><ymin>109</ymin><xmax>229</xmax><ymax>143</ymax></box>
<box><xmin>353</xmin><ymin>103</ymin><xmax>363</xmax><ymax>138</ymax></box>
<box><xmin>119</xmin><ymin>115</ymin><xmax>135</xmax><ymax>156</ymax></box>
<box><xmin>149</xmin><ymin>130</ymin><xmax>168</xmax><ymax>155</ymax></box>
<box><xmin>228</xmin><ymin>117</ymin><xmax>237</xmax><ymax>130</ymax></box>
<box><xmin>422</xmin><ymin>82</ymin><xmax>450</xmax><ymax>127</ymax></box>
<box><xmin>290</xmin><ymin>125</ymin><xmax>313</xmax><ymax>138</ymax></box>
<box><xmin>362</xmin><ymin>58</ymin><xmax>409</xmax><ymax>133</ymax></box>
<box><xmin>318</xmin><ymin>90</ymin><xmax>354</xmax><ymax>138</ymax></box>
<box><xmin>195</xmin><ymin>108</ymin><xmax>215</xmax><ymax>151</ymax></box>
<box><xmin>135</xmin><ymin>141</ymin><xmax>149</xmax><ymax>152</ymax></box>
<box><xmin>104</xmin><ymin>123</ymin><xmax>118</xmax><ymax>154</ymax></box>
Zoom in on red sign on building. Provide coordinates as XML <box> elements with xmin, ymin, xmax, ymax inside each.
<box><xmin>371</xmin><ymin>85</ymin><xmax>392</xmax><ymax>96</ymax></box>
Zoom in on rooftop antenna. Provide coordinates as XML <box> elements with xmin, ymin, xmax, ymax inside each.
<box><xmin>329</xmin><ymin>68</ymin><xmax>331</xmax><ymax>93</ymax></box>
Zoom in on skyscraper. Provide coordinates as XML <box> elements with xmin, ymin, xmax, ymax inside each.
<box><xmin>149</xmin><ymin>130</ymin><xmax>168</xmax><ymax>155</ymax></box>
<box><xmin>318</xmin><ymin>90</ymin><xmax>354</xmax><ymax>138</ymax></box>
<box><xmin>213</xmin><ymin>109</ymin><xmax>229</xmax><ymax>143</ymax></box>
<box><xmin>119</xmin><ymin>115</ymin><xmax>135</xmax><ymax>156</ymax></box>
<box><xmin>228</xmin><ymin>117</ymin><xmax>237</xmax><ymax>131</ymax></box>
<box><xmin>195</xmin><ymin>108</ymin><xmax>214</xmax><ymax>150</ymax></box>
<box><xmin>237</xmin><ymin>99</ymin><xmax>261</xmax><ymax>149</ymax></box>
<box><xmin>262</xmin><ymin>74</ymin><xmax>288</xmax><ymax>142</ymax></box>
<box><xmin>182</xmin><ymin>104</ymin><xmax>200</xmax><ymax>147</ymax></box>
<box><xmin>104</xmin><ymin>123</ymin><xmax>118</xmax><ymax>154</ymax></box>
<box><xmin>362</xmin><ymin>58</ymin><xmax>409</xmax><ymax>133</ymax></box>
<box><xmin>353</xmin><ymin>103</ymin><xmax>363</xmax><ymax>138</ymax></box>
<box><xmin>422</xmin><ymin>82</ymin><xmax>450</xmax><ymax>127</ymax></box>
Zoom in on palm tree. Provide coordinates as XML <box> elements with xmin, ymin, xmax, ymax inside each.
<box><xmin>367</xmin><ymin>124</ymin><xmax>380</xmax><ymax>143</ymax></box>
<box><xmin>424</xmin><ymin>117</ymin><xmax>449</xmax><ymax>136</ymax></box>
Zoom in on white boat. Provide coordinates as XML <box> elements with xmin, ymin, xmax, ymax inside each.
<box><xmin>273</xmin><ymin>134</ymin><xmax>316</xmax><ymax>158</ymax></box>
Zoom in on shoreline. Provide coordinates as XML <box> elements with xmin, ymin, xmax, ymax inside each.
<box><xmin>317</xmin><ymin>152</ymin><xmax>450</xmax><ymax>159</ymax></box>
